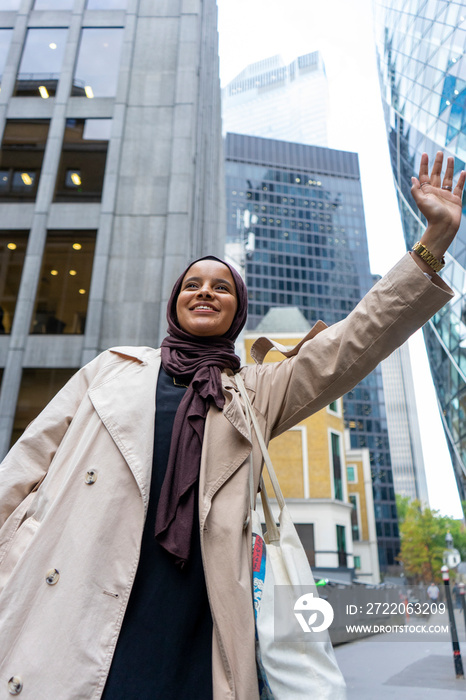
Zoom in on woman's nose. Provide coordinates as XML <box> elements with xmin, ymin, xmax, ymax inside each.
<box><xmin>196</xmin><ymin>283</ymin><xmax>213</xmax><ymax>297</ymax></box>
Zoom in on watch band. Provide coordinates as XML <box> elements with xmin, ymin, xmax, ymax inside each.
<box><xmin>412</xmin><ymin>241</ymin><xmax>445</xmax><ymax>272</ymax></box>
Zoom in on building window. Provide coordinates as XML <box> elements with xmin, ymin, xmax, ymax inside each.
<box><xmin>14</xmin><ymin>28</ymin><xmax>68</xmax><ymax>98</ymax></box>
<box><xmin>72</xmin><ymin>28</ymin><xmax>124</xmax><ymax>98</ymax></box>
<box><xmin>347</xmin><ymin>464</ymin><xmax>357</xmax><ymax>483</ymax></box>
<box><xmin>11</xmin><ymin>368</ymin><xmax>76</xmax><ymax>446</ymax></box>
<box><xmin>330</xmin><ymin>431</ymin><xmax>343</xmax><ymax>500</ymax></box>
<box><xmin>0</xmin><ymin>29</ymin><xmax>13</xmax><ymax>90</ymax></box>
<box><xmin>54</xmin><ymin>119</ymin><xmax>111</xmax><ymax>202</ymax></box>
<box><xmin>0</xmin><ymin>120</ymin><xmax>50</xmax><ymax>201</ymax></box>
<box><xmin>86</xmin><ymin>0</ymin><xmax>128</xmax><ymax>7</ymax></box>
<box><xmin>295</xmin><ymin>524</ymin><xmax>315</xmax><ymax>567</ymax></box>
<box><xmin>0</xmin><ymin>233</ymin><xmax>28</xmax><ymax>334</ymax></box>
<box><xmin>349</xmin><ymin>494</ymin><xmax>360</xmax><ymax>541</ymax></box>
<box><xmin>1</xmin><ymin>1</ymin><xmax>20</xmax><ymax>9</ymax></box>
<box><xmin>354</xmin><ymin>555</ymin><xmax>361</xmax><ymax>570</ymax></box>
<box><xmin>34</xmin><ymin>0</ymin><xmax>73</xmax><ymax>7</ymax></box>
<box><xmin>328</xmin><ymin>399</ymin><xmax>338</xmax><ymax>412</ymax></box>
<box><xmin>31</xmin><ymin>232</ymin><xmax>96</xmax><ymax>335</ymax></box>
<box><xmin>336</xmin><ymin>524</ymin><xmax>347</xmax><ymax>567</ymax></box>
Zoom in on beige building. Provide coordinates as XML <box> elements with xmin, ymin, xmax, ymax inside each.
<box><xmin>244</xmin><ymin>307</ymin><xmax>380</xmax><ymax>584</ymax></box>
<box><xmin>345</xmin><ymin>440</ymin><xmax>380</xmax><ymax>584</ymax></box>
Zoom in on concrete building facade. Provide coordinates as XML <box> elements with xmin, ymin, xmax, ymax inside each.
<box><xmin>0</xmin><ymin>0</ymin><xmax>224</xmax><ymax>456</ymax></box>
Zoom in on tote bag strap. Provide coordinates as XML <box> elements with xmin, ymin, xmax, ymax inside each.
<box><xmin>239</xmin><ymin>374</ymin><xmax>257</xmax><ymax>515</ymax></box>
<box><xmin>235</xmin><ymin>372</ymin><xmax>285</xmax><ymax>542</ymax></box>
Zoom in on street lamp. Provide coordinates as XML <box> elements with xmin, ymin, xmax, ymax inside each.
<box><xmin>442</xmin><ymin>565</ymin><xmax>464</xmax><ymax>678</ymax></box>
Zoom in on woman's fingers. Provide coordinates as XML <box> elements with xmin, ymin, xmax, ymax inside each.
<box><xmin>418</xmin><ymin>152</ymin><xmax>430</xmax><ymax>185</ymax></box>
<box><xmin>442</xmin><ymin>156</ymin><xmax>454</xmax><ymax>191</ymax></box>
<box><xmin>417</xmin><ymin>152</ymin><xmax>465</xmax><ymax>197</ymax></box>
<box><xmin>453</xmin><ymin>170</ymin><xmax>466</xmax><ymax>198</ymax></box>
<box><xmin>430</xmin><ymin>151</ymin><xmax>443</xmax><ymax>188</ymax></box>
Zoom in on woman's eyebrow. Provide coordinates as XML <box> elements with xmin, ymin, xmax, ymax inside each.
<box><xmin>212</xmin><ymin>277</ymin><xmax>234</xmax><ymax>288</ymax></box>
<box><xmin>183</xmin><ymin>276</ymin><xmax>234</xmax><ymax>288</ymax></box>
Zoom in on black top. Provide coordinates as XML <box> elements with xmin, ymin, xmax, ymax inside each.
<box><xmin>102</xmin><ymin>367</ymin><xmax>213</xmax><ymax>699</ymax></box>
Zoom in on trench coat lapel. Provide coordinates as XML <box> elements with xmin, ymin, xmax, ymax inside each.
<box><xmin>199</xmin><ymin>374</ymin><xmax>252</xmax><ymax>520</ymax></box>
<box><xmin>88</xmin><ymin>347</ymin><xmax>161</xmax><ymax>508</ymax></box>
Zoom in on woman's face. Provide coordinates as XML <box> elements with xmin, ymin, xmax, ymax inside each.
<box><xmin>176</xmin><ymin>260</ymin><xmax>238</xmax><ymax>337</ymax></box>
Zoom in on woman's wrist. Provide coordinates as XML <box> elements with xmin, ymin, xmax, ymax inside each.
<box><xmin>409</xmin><ymin>250</ymin><xmax>440</xmax><ymax>277</ymax></box>
<box><xmin>411</xmin><ymin>241</ymin><xmax>445</xmax><ymax>272</ymax></box>
<box><xmin>419</xmin><ymin>223</ymin><xmax>456</xmax><ymax>260</ymax></box>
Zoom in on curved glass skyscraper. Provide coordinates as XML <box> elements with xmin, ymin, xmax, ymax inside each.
<box><xmin>374</xmin><ymin>1</ymin><xmax>466</xmax><ymax>501</ymax></box>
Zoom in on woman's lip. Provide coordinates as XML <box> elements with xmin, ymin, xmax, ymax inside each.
<box><xmin>190</xmin><ymin>306</ymin><xmax>218</xmax><ymax>312</ymax></box>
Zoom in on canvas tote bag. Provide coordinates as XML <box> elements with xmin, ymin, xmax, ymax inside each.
<box><xmin>235</xmin><ymin>372</ymin><xmax>346</xmax><ymax>700</ymax></box>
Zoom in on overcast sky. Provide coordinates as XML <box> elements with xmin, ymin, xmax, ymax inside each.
<box><xmin>217</xmin><ymin>0</ymin><xmax>463</xmax><ymax>518</ymax></box>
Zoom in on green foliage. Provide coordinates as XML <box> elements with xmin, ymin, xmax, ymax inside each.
<box><xmin>395</xmin><ymin>494</ymin><xmax>411</xmax><ymax>525</ymax></box>
<box><xmin>398</xmin><ymin>499</ymin><xmax>466</xmax><ymax>584</ymax></box>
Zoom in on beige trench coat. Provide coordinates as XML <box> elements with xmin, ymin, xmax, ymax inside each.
<box><xmin>0</xmin><ymin>254</ymin><xmax>453</xmax><ymax>699</ymax></box>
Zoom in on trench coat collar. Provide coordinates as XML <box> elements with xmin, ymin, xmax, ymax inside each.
<box><xmin>249</xmin><ymin>319</ymin><xmax>328</xmax><ymax>364</ymax></box>
<box><xmin>88</xmin><ymin>346</ymin><xmax>161</xmax><ymax>509</ymax></box>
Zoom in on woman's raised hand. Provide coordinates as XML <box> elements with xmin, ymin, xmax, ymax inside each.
<box><xmin>411</xmin><ymin>152</ymin><xmax>465</xmax><ymax>261</ymax></box>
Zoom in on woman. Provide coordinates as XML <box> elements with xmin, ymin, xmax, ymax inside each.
<box><xmin>0</xmin><ymin>153</ymin><xmax>464</xmax><ymax>699</ymax></box>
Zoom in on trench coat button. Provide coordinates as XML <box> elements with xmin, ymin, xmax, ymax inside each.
<box><xmin>85</xmin><ymin>469</ymin><xmax>97</xmax><ymax>484</ymax></box>
<box><xmin>45</xmin><ymin>568</ymin><xmax>60</xmax><ymax>585</ymax></box>
<box><xmin>7</xmin><ymin>677</ymin><xmax>22</xmax><ymax>695</ymax></box>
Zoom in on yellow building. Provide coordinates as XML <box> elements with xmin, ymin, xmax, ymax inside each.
<box><xmin>244</xmin><ymin>307</ymin><xmax>380</xmax><ymax>584</ymax></box>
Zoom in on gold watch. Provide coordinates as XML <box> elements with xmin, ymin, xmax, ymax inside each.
<box><xmin>412</xmin><ymin>241</ymin><xmax>445</xmax><ymax>272</ymax></box>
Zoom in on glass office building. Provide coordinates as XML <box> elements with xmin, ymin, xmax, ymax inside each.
<box><xmin>374</xmin><ymin>0</ymin><xmax>466</xmax><ymax>500</ymax></box>
<box><xmin>222</xmin><ymin>51</ymin><xmax>328</xmax><ymax>147</ymax></box>
<box><xmin>381</xmin><ymin>344</ymin><xmax>429</xmax><ymax>504</ymax></box>
<box><xmin>226</xmin><ymin>133</ymin><xmax>400</xmax><ymax>569</ymax></box>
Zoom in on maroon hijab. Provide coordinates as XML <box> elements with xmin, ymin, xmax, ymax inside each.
<box><xmin>155</xmin><ymin>256</ymin><xmax>248</xmax><ymax>565</ymax></box>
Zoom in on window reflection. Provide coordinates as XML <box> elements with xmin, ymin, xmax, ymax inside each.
<box><xmin>0</xmin><ymin>0</ymin><xmax>20</xmax><ymax>8</ymax></box>
<box><xmin>11</xmin><ymin>368</ymin><xmax>76</xmax><ymax>446</ymax></box>
<box><xmin>55</xmin><ymin>119</ymin><xmax>111</xmax><ymax>202</ymax></box>
<box><xmin>0</xmin><ymin>29</ymin><xmax>12</xmax><ymax>90</ymax></box>
<box><xmin>72</xmin><ymin>28</ymin><xmax>124</xmax><ymax>98</ymax></box>
<box><xmin>14</xmin><ymin>28</ymin><xmax>68</xmax><ymax>97</ymax></box>
<box><xmin>31</xmin><ymin>232</ymin><xmax>96</xmax><ymax>335</ymax></box>
<box><xmin>0</xmin><ymin>120</ymin><xmax>49</xmax><ymax>201</ymax></box>
<box><xmin>0</xmin><ymin>232</ymin><xmax>28</xmax><ymax>334</ymax></box>
<box><xmin>34</xmin><ymin>0</ymin><xmax>73</xmax><ymax>7</ymax></box>
<box><xmin>86</xmin><ymin>0</ymin><xmax>128</xmax><ymax>7</ymax></box>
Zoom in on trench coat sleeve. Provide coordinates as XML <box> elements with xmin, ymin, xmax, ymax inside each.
<box><xmin>0</xmin><ymin>351</ymin><xmax>116</xmax><ymax>529</ymax></box>
<box><xmin>249</xmin><ymin>253</ymin><xmax>454</xmax><ymax>439</ymax></box>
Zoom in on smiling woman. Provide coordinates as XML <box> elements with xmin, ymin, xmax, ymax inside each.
<box><xmin>175</xmin><ymin>259</ymin><xmax>238</xmax><ymax>336</ymax></box>
<box><xmin>0</xmin><ymin>157</ymin><xmax>464</xmax><ymax>700</ymax></box>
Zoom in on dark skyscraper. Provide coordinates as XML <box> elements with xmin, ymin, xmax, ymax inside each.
<box><xmin>225</xmin><ymin>133</ymin><xmax>400</xmax><ymax>570</ymax></box>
